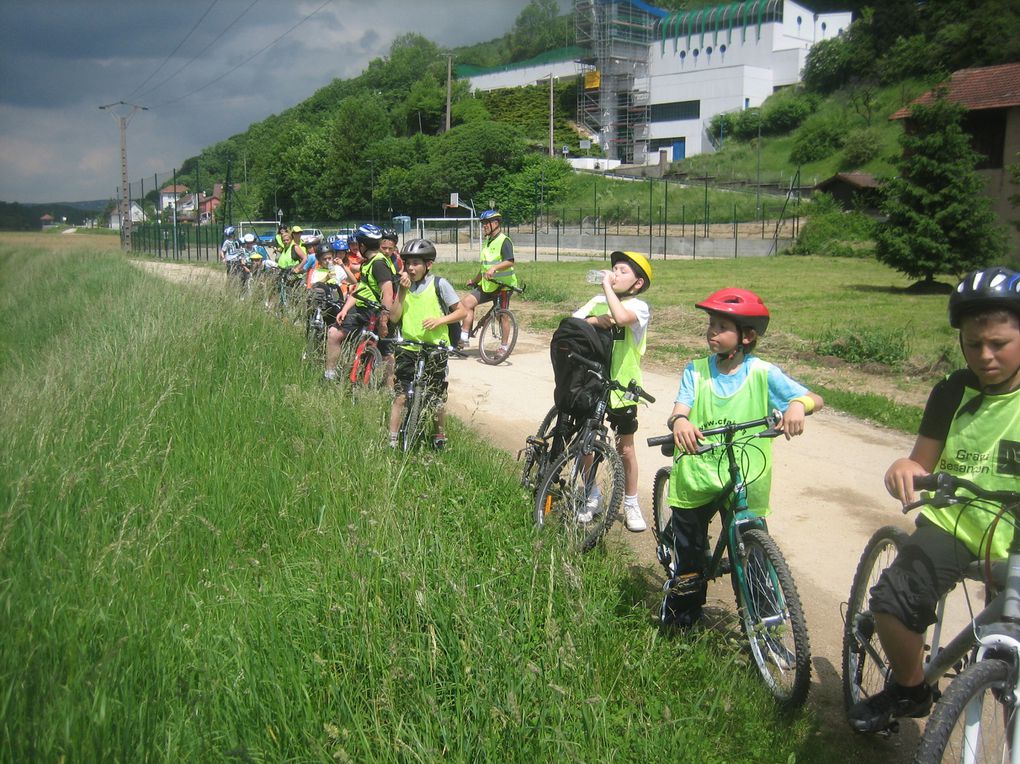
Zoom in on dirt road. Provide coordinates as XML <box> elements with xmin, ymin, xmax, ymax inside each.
<box><xmin>446</xmin><ymin>328</ymin><xmax>929</xmax><ymax>759</ymax></box>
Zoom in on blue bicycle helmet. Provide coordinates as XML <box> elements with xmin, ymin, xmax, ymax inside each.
<box><xmin>330</xmin><ymin>238</ymin><xmax>349</xmax><ymax>253</ymax></box>
<box><xmin>479</xmin><ymin>210</ymin><xmax>501</xmax><ymax>222</ymax></box>
<box><xmin>949</xmin><ymin>267</ymin><xmax>1020</xmax><ymax>328</ymax></box>
<box><xmin>224</xmin><ymin>226</ymin><xmax>236</xmax><ymax>236</ymax></box>
<box><xmin>355</xmin><ymin>223</ymin><xmax>382</xmax><ymax>242</ymax></box>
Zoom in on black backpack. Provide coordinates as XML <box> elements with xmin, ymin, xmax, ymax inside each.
<box><xmin>550</xmin><ymin>317</ymin><xmax>613</xmax><ymax>418</ymax></box>
<box><xmin>433</xmin><ymin>276</ymin><xmax>462</xmax><ymax>347</ymax></box>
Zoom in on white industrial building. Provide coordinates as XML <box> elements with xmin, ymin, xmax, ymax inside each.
<box><xmin>465</xmin><ymin>0</ymin><xmax>851</xmax><ymax>165</ymax></box>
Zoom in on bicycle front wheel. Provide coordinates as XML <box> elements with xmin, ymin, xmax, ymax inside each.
<box><xmin>735</xmin><ymin>528</ymin><xmax>812</xmax><ymax>710</ymax></box>
<box><xmin>520</xmin><ymin>405</ymin><xmax>559</xmax><ymax>492</ymax></box>
<box><xmin>842</xmin><ymin>526</ymin><xmax>910</xmax><ymax>715</ymax></box>
<box><xmin>534</xmin><ymin>437</ymin><xmax>624</xmax><ymax>553</ymax></box>
<box><xmin>915</xmin><ymin>658</ymin><xmax>1017</xmax><ymax>763</ymax></box>
<box><xmin>477</xmin><ymin>308</ymin><xmax>518</xmax><ymax>365</ymax></box>
<box><xmin>400</xmin><ymin>387</ymin><xmax>427</xmax><ymax>452</ymax></box>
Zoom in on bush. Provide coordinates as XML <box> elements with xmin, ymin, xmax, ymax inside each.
<box><xmin>802</xmin><ymin>37</ymin><xmax>853</xmax><ymax>93</ymax></box>
<box><xmin>789</xmin><ymin>116</ymin><xmax>845</xmax><ymax>164</ymax></box>
<box><xmin>787</xmin><ymin>193</ymin><xmax>876</xmax><ymax>257</ymax></box>
<box><xmin>840</xmin><ymin>128</ymin><xmax>882</xmax><ymax>169</ymax></box>
<box><xmin>708</xmin><ymin>112</ymin><xmax>736</xmax><ymax>146</ymax></box>
<box><xmin>732</xmin><ymin>108</ymin><xmax>762</xmax><ymax>141</ymax></box>
<box><xmin>815</xmin><ymin>325</ymin><xmax>910</xmax><ymax>367</ymax></box>
<box><xmin>877</xmin><ymin>34</ymin><xmax>939</xmax><ymax>84</ymax></box>
<box><xmin>761</xmin><ymin>93</ymin><xmax>817</xmax><ymax>135</ymax></box>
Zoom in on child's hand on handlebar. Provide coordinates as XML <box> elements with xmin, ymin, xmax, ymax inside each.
<box><xmin>673</xmin><ymin>418</ymin><xmax>704</xmax><ymax>455</ymax></box>
<box><xmin>777</xmin><ymin>405</ymin><xmax>805</xmax><ymax>439</ymax></box>
<box><xmin>885</xmin><ymin>457</ymin><xmax>930</xmax><ymax>506</ymax></box>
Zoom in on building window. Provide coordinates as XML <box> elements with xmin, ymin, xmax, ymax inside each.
<box><xmin>679</xmin><ymin>50</ymin><xmax>686</xmax><ymax>59</ymax></box>
<box><xmin>650</xmin><ymin>100</ymin><xmax>701</xmax><ymax>122</ymax></box>
<box><xmin>720</xmin><ymin>43</ymin><xmax>727</xmax><ymax>53</ymax></box>
<box><xmin>744</xmin><ymin>97</ymin><xmax>750</xmax><ymax>109</ymax></box>
<box><xmin>706</xmin><ymin>45</ymin><xmax>713</xmax><ymax>54</ymax></box>
<box><xmin>821</xmin><ymin>21</ymin><xmax>827</xmax><ymax>32</ymax></box>
<box><xmin>692</xmin><ymin>48</ymin><xmax>699</xmax><ymax>57</ymax></box>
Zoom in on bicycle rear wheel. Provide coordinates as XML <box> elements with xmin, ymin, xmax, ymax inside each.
<box><xmin>477</xmin><ymin>308</ymin><xmax>518</xmax><ymax>365</ymax></box>
<box><xmin>842</xmin><ymin>526</ymin><xmax>910</xmax><ymax>715</ymax></box>
<box><xmin>520</xmin><ymin>405</ymin><xmax>559</xmax><ymax>492</ymax></box>
<box><xmin>915</xmin><ymin>658</ymin><xmax>1016</xmax><ymax>763</ymax></box>
<box><xmin>534</xmin><ymin>438</ymin><xmax>624</xmax><ymax>553</ymax></box>
<box><xmin>735</xmin><ymin>528</ymin><xmax>812</xmax><ymax>710</ymax></box>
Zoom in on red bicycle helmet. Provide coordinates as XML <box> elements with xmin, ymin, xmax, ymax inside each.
<box><xmin>695</xmin><ymin>288</ymin><xmax>770</xmax><ymax>335</ymax></box>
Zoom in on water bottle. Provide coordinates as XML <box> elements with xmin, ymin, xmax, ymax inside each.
<box><xmin>586</xmin><ymin>269</ymin><xmax>609</xmax><ymax>284</ymax></box>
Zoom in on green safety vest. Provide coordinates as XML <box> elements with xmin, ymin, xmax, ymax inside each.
<box><xmin>669</xmin><ymin>356</ymin><xmax>773</xmax><ymax>515</ymax></box>
<box><xmin>354</xmin><ymin>252</ymin><xmax>396</xmax><ymax>304</ymax></box>
<box><xmin>278</xmin><ymin>242</ymin><xmax>297</xmax><ymax>269</ymax></box>
<box><xmin>585</xmin><ymin>299</ymin><xmax>646</xmax><ymax>410</ymax></box>
<box><xmin>922</xmin><ymin>384</ymin><xmax>1020</xmax><ymax>559</ymax></box>
<box><xmin>400</xmin><ymin>276</ymin><xmax>448</xmax><ymax>347</ymax></box>
<box><xmin>479</xmin><ymin>233</ymin><xmax>518</xmax><ymax>293</ymax></box>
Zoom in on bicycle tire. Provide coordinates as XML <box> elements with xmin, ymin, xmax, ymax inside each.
<box><xmin>520</xmin><ymin>405</ymin><xmax>559</xmax><ymax>492</ymax></box>
<box><xmin>477</xmin><ymin>308</ymin><xmax>518</xmax><ymax>365</ymax></box>
<box><xmin>400</xmin><ymin>386</ymin><xmax>426</xmax><ymax>452</ymax></box>
<box><xmin>734</xmin><ymin>528</ymin><xmax>812</xmax><ymax>710</ymax></box>
<box><xmin>914</xmin><ymin>658</ymin><xmax>1015</xmax><ymax>763</ymax></box>
<box><xmin>842</xmin><ymin>526</ymin><xmax>911</xmax><ymax>716</ymax></box>
<box><xmin>355</xmin><ymin>346</ymin><xmax>384</xmax><ymax>390</ymax></box>
<box><xmin>533</xmin><ymin>437</ymin><xmax>624</xmax><ymax>553</ymax></box>
<box><xmin>651</xmin><ymin>466</ymin><xmax>672</xmax><ymax>551</ymax></box>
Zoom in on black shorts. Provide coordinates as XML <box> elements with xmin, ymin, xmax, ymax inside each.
<box><xmin>607</xmin><ymin>406</ymin><xmax>639</xmax><ymax>436</ymax></box>
<box><xmin>868</xmin><ymin>516</ymin><xmax>977</xmax><ymax>633</ymax></box>
<box><xmin>340</xmin><ymin>306</ymin><xmax>394</xmax><ymax>357</ymax></box>
<box><xmin>468</xmin><ymin>287</ymin><xmax>510</xmax><ymax>307</ymax></box>
<box><xmin>394</xmin><ymin>348</ymin><xmax>448</xmax><ymax>399</ymax></box>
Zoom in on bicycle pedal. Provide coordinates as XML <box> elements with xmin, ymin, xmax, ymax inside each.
<box><xmin>663</xmin><ymin>573</ymin><xmax>703</xmax><ymax>597</ymax></box>
<box><xmin>719</xmin><ymin>557</ymin><xmax>732</xmax><ymax>575</ymax></box>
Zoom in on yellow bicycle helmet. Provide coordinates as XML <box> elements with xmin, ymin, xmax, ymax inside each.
<box><xmin>610</xmin><ymin>251</ymin><xmax>653</xmax><ymax>294</ymax></box>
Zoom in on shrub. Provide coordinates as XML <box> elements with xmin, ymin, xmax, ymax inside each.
<box><xmin>789</xmin><ymin>116</ymin><xmax>845</xmax><ymax>164</ymax></box>
<box><xmin>787</xmin><ymin>192</ymin><xmax>876</xmax><ymax>257</ymax></box>
<box><xmin>761</xmin><ymin>93</ymin><xmax>817</xmax><ymax>134</ymax></box>
<box><xmin>840</xmin><ymin>128</ymin><xmax>882</xmax><ymax>169</ymax></box>
<box><xmin>815</xmin><ymin>324</ymin><xmax>910</xmax><ymax>367</ymax></box>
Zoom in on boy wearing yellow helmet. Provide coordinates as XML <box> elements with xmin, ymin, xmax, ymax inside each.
<box><xmin>572</xmin><ymin>251</ymin><xmax>654</xmax><ymax>532</ymax></box>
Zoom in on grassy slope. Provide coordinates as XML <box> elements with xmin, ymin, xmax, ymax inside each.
<box><xmin>2</xmin><ymin>240</ymin><xmax>831</xmax><ymax>761</ymax></box>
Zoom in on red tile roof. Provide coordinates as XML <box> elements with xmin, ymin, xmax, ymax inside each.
<box><xmin>160</xmin><ymin>184</ymin><xmax>189</xmax><ymax>193</ymax></box>
<box><xmin>890</xmin><ymin>63</ymin><xmax>1020</xmax><ymax>120</ymax></box>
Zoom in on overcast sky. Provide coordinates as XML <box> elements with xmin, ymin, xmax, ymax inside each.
<box><xmin>0</xmin><ymin>0</ymin><xmax>564</xmax><ymax>204</ymax></box>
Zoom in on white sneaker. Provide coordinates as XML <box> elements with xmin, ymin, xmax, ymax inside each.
<box><xmin>624</xmin><ymin>503</ymin><xmax>647</xmax><ymax>532</ymax></box>
<box><xmin>459</xmin><ymin>331</ymin><xmax>471</xmax><ymax>348</ymax></box>
<box><xmin>577</xmin><ymin>487</ymin><xmax>602</xmax><ymax>523</ymax></box>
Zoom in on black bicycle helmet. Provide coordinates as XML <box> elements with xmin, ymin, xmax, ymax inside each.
<box><xmin>399</xmin><ymin>238</ymin><xmax>437</xmax><ymax>262</ymax></box>
<box><xmin>381</xmin><ymin>228</ymin><xmax>399</xmax><ymax>243</ymax></box>
<box><xmin>949</xmin><ymin>267</ymin><xmax>1020</xmax><ymax>328</ymax></box>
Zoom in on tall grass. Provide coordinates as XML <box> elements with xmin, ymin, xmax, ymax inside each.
<box><xmin>0</xmin><ymin>243</ymin><xmax>817</xmax><ymax>760</ymax></box>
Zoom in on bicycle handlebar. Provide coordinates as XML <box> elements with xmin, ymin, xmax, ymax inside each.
<box><xmin>903</xmin><ymin>472</ymin><xmax>1020</xmax><ymax>514</ymax></box>
<box><xmin>398</xmin><ymin>339</ymin><xmax>468</xmax><ymax>358</ymax></box>
<box><xmin>567</xmin><ymin>352</ymin><xmax>656</xmax><ymax>404</ymax></box>
<box><xmin>646</xmin><ymin>411</ymin><xmax>783</xmax><ymax>455</ymax></box>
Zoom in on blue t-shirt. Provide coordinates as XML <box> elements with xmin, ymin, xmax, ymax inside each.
<box><xmin>300</xmin><ymin>253</ymin><xmax>317</xmax><ymax>272</ymax></box>
<box><xmin>675</xmin><ymin>354</ymin><xmax>808</xmax><ymax>413</ymax></box>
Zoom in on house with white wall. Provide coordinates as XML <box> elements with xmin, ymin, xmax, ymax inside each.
<box><xmin>464</xmin><ymin>0</ymin><xmax>851</xmax><ymax>164</ymax></box>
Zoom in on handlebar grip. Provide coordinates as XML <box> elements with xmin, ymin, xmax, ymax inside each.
<box><xmin>568</xmin><ymin>352</ymin><xmax>603</xmax><ymax>372</ymax></box>
<box><xmin>913</xmin><ymin>474</ymin><xmax>940</xmax><ymax>492</ymax></box>
<box><xmin>647</xmin><ymin>434</ymin><xmax>673</xmax><ymax>447</ymax></box>
<box><xmin>639</xmin><ymin>389</ymin><xmax>656</xmax><ymax>404</ymax></box>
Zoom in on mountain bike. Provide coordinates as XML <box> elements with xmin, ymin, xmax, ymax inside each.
<box><xmin>395</xmin><ymin>339</ymin><xmax>466</xmax><ymax>452</ymax></box>
<box><xmin>275</xmin><ymin>269</ymin><xmax>307</xmax><ymax>324</ymax></box>
<box><xmin>463</xmin><ymin>284</ymin><xmax>525</xmax><ymax>365</ymax></box>
<box><xmin>532</xmin><ymin>353</ymin><xmax>654</xmax><ymax>553</ymax></box>
<box><xmin>842</xmin><ymin>472</ymin><xmax>1020</xmax><ymax>761</ymax></box>
<box><xmin>339</xmin><ymin>294</ymin><xmax>392</xmax><ymax>391</ymax></box>
<box><xmin>303</xmin><ymin>286</ymin><xmax>342</xmax><ymax>366</ymax></box>
<box><xmin>647</xmin><ymin>412</ymin><xmax>812</xmax><ymax>710</ymax></box>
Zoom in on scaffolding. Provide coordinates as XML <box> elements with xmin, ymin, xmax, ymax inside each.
<box><xmin>575</xmin><ymin>0</ymin><xmax>657</xmax><ymax>164</ymax></box>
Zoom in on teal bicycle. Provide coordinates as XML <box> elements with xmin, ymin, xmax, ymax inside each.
<box><xmin>647</xmin><ymin>411</ymin><xmax>812</xmax><ymax>710</ymax></box>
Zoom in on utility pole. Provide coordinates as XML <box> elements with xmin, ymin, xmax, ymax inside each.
<box><xmin>99</xmin><ymin>100</ymin><xmax>147</xmax><ymax>252</ymax></box>
<box><xmin>445</xmin><ymin>55</ymin><xmax>452</xmax><ymax>132</ymax></box>
<box><xmin>548</xmin><ymin>73</ymin><xmax>554</xmax><ymax>157</ymax></box>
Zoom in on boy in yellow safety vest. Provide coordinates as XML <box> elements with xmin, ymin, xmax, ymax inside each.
<box><xmin>659</xmin><ymin>287</ymin><xmax>823</xmax><ymax>629</ymax></box>
<box><xmin>387</xmin><ymin>239</ymin><xmax>467</xmax><ymax>451</ymax></box>
<box><xmin>849</xmin><ymin>267</ymin><xmax>1020</xmax><ymax>733</ymax></box>
<box><xmin>573</xmin><ymin>251</ymin><xmax>655</xmax><ymax>532</ymax></box>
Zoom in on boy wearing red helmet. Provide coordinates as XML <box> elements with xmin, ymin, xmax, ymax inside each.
<box><xmin>848</xmin><ymin>267</ymin><xmax>1020</xmax><ymax>733</ymax></box>
<box><xmin>659</xmin><ymin>287</ymin><xmax>823</xmax><ymax>628</ymax></box>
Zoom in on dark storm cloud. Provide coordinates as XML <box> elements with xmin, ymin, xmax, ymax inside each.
<box><xmin>0</xmin><ymin>0</ymin><xmax>568</xmax><ymax>202</ymax></box>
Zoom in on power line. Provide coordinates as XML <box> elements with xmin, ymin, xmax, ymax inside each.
<box><xmin>149</xmin><ymin>0</ymin><xmax>333</xmax><ymax>110</ymax></box>
<box><xmin>136</xmin><ymin>0</ymin><xmax>261</xmax><ymax>102</ymax></box>
<box><xmin>125</xmin><ymin>0</ymin><xmax>221</xmax><ymax>101</ymax></box>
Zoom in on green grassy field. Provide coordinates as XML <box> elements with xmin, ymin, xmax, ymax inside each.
<box><xmin>2</xmin><ymin>241</ymin><xmax>850</xmax><ymax>761</ymax></box>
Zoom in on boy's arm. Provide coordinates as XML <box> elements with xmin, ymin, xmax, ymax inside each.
<box><xmin>885</xmin><ymin>436</ymin><xmax>943</xmax><ymax>506</ymax></box>
<box><xmin>389</xmin><ymin>272</ymin><xmax>410</xmax><ymax>323</ymax></box>
<box><xmin>422</xmin><ymin>301</ymin><xmax>468</xmax><ymax>330</ymax></box>
<box><xmin>778</xmin><ymin>392</ymin><xmax>824</xmax><ymax>439</ymax></box>
<box><xmin>600</xmin><ymin>272</ymin><xmax>638</xmax><ymax>327</ymax></box>
<box><xmin>668</xmin><ymin>402</ymin><xmax>704</xmax><ymax>455</ymax></box>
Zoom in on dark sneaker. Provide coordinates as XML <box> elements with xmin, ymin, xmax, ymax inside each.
<box><xmin>848</xmin><ymin>683</ymin><xmax>933</xmax><ymax>733</ymax></box>
<box><xmin>659</xmin><ymin>574</ymin><xmax>704</xmax><ymax>629</ymax></box>
<box><xmin>432</xmin><ymin>435</ymin><xmax>447</xmax><ymax>451</ymax></box>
